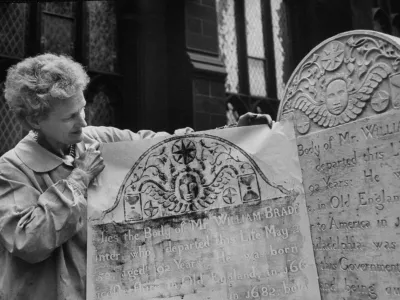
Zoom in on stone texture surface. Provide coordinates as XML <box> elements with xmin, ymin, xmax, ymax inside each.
<box><xmin>278</xmin><ymin>30</ymin><xmax>400</xmax><ymax>300</ymax></box>
<box><xmin>279</xmin><ymin>31</ymin><xmax>400</xmax><ymax>135</ymax></box>
<box><xmin>87</xmin><ymin>127</ymin><xmax>320</xmax><ymax>300</ymax></box>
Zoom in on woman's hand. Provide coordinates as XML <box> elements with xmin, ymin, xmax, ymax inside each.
<box><xmin>237</xmin><ymin>112</ymin><xmax>273</xmax><ymax>128</ymax></box>
<box><xmin>73</xmin><ymin>141</ymin><xmax>105</xmax><ymax>188</ymax></box>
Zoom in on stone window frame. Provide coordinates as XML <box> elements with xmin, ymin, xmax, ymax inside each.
<box><xmin>371</xmin><ymin>0</ymin><xmax>400</xmax><ymax>37</ymax></box>
<box><xmin>217</xmin><ymin>0</ymin><xmax>280</xmax><ymax>121</ymax></box>
<box><xmin>233</xmin><ymin>0</ymin><xmax>277</xmax><ymax>99</ymax></box>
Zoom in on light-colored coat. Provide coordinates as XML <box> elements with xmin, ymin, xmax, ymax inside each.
<box><xmin>0</xmin><ymin>126</ymin><xmax>191</xmax><ymax>300</ymax></box>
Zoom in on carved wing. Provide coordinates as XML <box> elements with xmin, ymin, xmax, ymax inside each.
<box><xmin>139</xmin><ymin>180</ymin><xmax>179</xmax><ymax>211</ymax></box>
<box><xmin>293</xmin><ymin>63</ymin><xmax>391</xmax><ymax>128</ymax></box>
<box><xmin>195</xmin><ymin>165</ymin><xmax>238</xmax><ymax>210</ymax></box>
<box><xmin>291</xmin><ymin>93</ymin><xmax>337</xmax><ymax>127</ymax></box>
<box><xmin>349</xmin><ymin>62</ymin><xmax>391</xmax><ymax>111</ymax></box>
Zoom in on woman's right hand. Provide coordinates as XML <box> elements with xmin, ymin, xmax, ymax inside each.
<box><xmin>73</xmin><ymin>141</ymin><xmax>105</xmax><ymax>186</ymax></box>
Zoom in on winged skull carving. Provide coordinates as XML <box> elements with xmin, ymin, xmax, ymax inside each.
<box><xmin>119</xmin><ymin>136</ymin><xmax>275</xmax><ymax>220</ymax></box>
<box><xmin>292</xmin><ymin>63</ymin><xmax>391</xmax><ymax>128</ymax></box>
<box><xmin>137</xmin><ymin>164</ymin><xmax>239</xmax><ymax>214</ymax></box>
<box><xmin>93</xmin><ymin>134</ymin><xmax>293</xmax><ymax>223</ymax></box>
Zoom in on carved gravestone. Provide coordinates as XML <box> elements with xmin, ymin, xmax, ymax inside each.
<box><xmin>278</xmin><ymin>30</ymin><xmax>400</xmax><ymax>299</ymax></box>
<box><xmin>87</xmin><ymin>127</ymin><xmax>321</xmax><ymax>299</ymax></box>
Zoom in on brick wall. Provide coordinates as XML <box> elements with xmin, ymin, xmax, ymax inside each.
<box><xmin>185</xmin><ymin>0</ymin><xmax>227</xmax><ymax>131</ymax></box>
<box><xmin>193</xmin><ymin>78</ymin><xmax>226</xmax><ymax>131</ymax></box>
<box><xmin>185</xmin><ymin>0</ymin><xmax>219</xmax><ymax>54</ymax></box>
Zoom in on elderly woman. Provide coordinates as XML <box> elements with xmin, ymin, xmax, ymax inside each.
<box><xmin>0</xmin><ymin>53</ymin><xmax>272</xmax><ymax>300</ymax></box>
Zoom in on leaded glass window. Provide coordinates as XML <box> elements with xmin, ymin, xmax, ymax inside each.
<box><xmin>216</xmin><ymin>0</ymin><xmax>239</xmax><ymax>94</ymax></box>
<box><xmin>247</xmin><ymin>58</ymin><xmax>266</xmax><ymax>97</ymax></box>
<box><xmin>87</xmin><ymin>1</ymin><xmax>118</xmax><ymax>73</ymax></box>
<box><xmin>245</xmin><ymin>0</ymin><xmax>266</xmax><ymax>97</ymax></box>
<box><xmin>0</xmin><ymin>3</ymin><xmax>29</xmax><ymax>58</ymax></box>
<box><xmin>44</xmin><ymin>2</ymin><xmax>74</xmax><ymax>17</ymax></box>
<box><xmin>217</xmin><ymin>0</ymin><xmax>271</xmax><ymax>98</ymax></box>
<box><xmin>41</xmin><ymin>2</ymin><xmax>76</xmax><ymax>55</ymax></box>
<box><xmin>271</xmin><ymin>0</ymin><xmax>290</xmax><ymax>100</ymax></box>
<box><xmin>0</xmin><ymin>91</ymin><xmax>22</xmax><ymax>156</ymax></box>
<box><xmin>86</xmin><ymin>91</ymin><xmax>114</xmax><ymax>126</ymax></box>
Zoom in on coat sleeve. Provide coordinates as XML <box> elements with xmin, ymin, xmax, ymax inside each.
<box><xmin>82</xmin><ymin>126</ymin><xmax>194</xmax><ymax>143</ymax></box>
<box><xmin>0</xmin><ymin>163</ymin><xmax>87</xmax><ymax>263</ymax></box>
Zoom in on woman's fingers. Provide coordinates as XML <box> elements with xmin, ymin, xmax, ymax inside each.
<box><xmin>88</xmin><ymin>141</ymin><xmax>101</xmax><ymax>152</ymax></box>
<box><xmin>237</xmin><ymin>112</ymin><xmax>273</xmax><ymax>128</ymax></box>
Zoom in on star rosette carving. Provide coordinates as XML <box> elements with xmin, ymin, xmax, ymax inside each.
<box><xmin>279</xmin><ymin>32</ymin><xmax>400</xmax><ymax>134</ymax></box>
<box><xmin>99</xmin><ymin>134</ymin><xmax>292</xmax><ymax>223</ymax></box>
<box><xmin>321</xmin><ymin>41</ymin><xmax>345</xmax><ymax>71</ymax></box>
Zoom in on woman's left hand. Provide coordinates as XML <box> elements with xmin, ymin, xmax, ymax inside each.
<box><xmin>237</xmin><ymin>112</ymin><xmax>273</xmax><ymax>128</ymax></box>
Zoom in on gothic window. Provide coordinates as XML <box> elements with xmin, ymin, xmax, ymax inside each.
<box><xmin>0</xmin><ymin>1</ymin><xmax>121</xmax><ymax>157</ymax></box>
<box><xmin>372</xmin><ymin>0</ymin><xmax>400</xmax><ymax>37</ymax></box>
<box><xmin>0</xmin><ymin>3</ymin><xmax>29</xmax><ymax>155</ymax></box>
<box><xmin>86</xmin><ymin>1</ymin><xmax>118</xmax><ymax>73</ymax></box>
<box><xmin>0</xmin><ymin>3</ymin><xmax>29</xmax><ymax>58</ymax></box>
<box><xmin>0</xmin><ymin>85</ymin><xmax>22</xmax><ymax>157</ymax></box>
<box><xmin>244</xmin><ymin>0</ymin><xmax>266</xmax><ymax>97</ymax></box>
<box><xmin>40</xmin><ymin>2</ymin><xmax>76</xmax><ymax>55</ymax></box>
<box><xmin>217</xmin><ymin>0</ymin><xmax>274</xmax><ymax>97</ymax></box>
<box><xmin>216</xmin><ymin>0</ymin><xmax>280</xmax><ymax>122</ymax></box>
<box><xmin>216</xmin><ymin>0</ymin><xmax>239</xmax><ymax>94</ymax></box>
<box><xmin>270</xmin><ymin>0</ymin><xmax>290</xmax><ymax>100</ymax></box>
<box><xmin>85</xmin><ymin>90</ymin><xmax>115</xmax><ymax>126</ymax></box>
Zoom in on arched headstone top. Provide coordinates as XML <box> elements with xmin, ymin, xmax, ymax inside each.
<box><xmin>278</xmin><ymin>30</ymin><xmax>400</xmax><ymax>135</ymax></box>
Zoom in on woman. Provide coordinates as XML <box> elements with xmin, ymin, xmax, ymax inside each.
<box><xmin>0</xmin><ymin>53</ymin><xmax>271</xmax><ymax>300</ymax></box>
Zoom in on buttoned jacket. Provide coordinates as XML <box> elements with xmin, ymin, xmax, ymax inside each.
<box><xmin>0</xmin><ymin>126</ymin><xmax>189</xmax><ymax>300</ymax></box>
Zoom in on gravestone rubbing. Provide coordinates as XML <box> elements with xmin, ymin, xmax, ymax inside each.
<box><xmin>87</xmin><ymin>126</ymin><xmax>321</xmax><ymax>299</ymax></box>
<box><xmin>278</xmin><ymin>30</ymin><xmax>400</xmax><ymax>300</ymax></box>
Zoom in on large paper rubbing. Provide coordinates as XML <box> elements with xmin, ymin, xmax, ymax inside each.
<box><xmin>87</xmin><ymin>121</ymin><xmax>320</xmax><ymax>300</ymax></box>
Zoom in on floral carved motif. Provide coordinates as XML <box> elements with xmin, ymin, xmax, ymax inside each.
<box><xmin>279</xmin><ymin>32</ymin><xmax>400</xmax><ymax>134</ymax></box>
<box><xmin>96</xmin><ymin>134</ymin><xmax>293</xmax><ymax>223</ymax></box>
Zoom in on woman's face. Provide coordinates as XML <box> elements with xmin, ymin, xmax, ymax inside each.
<box><xmin>38</xmin><ymin>91</ymin><xmax>87</xmax><ymax>147</ymax></box>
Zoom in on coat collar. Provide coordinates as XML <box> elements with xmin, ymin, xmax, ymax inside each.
<box><xmin>14</xmin><ymin>131</ymin><xmax>87</xmax><ymax>172</ymax></box>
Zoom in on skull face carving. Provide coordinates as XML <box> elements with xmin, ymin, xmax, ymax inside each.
<box><xmin>117</xmin><ymin>134</ymin><xmax>284</xmax><ymax>220</ymax></box>
<box><xmin>178</xmin><ymin>173</ymin><xmax>199</xmax><ymax>202</ymax></box>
